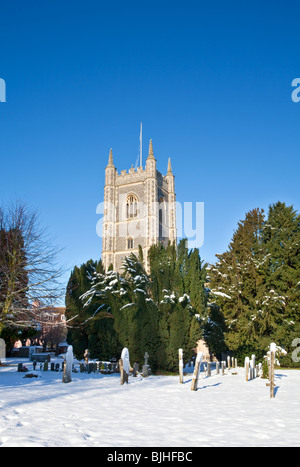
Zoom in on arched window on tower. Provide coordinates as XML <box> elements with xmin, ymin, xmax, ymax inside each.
<box><xmin>126</xmin><ymin>194</ymin><xmax>138</xmax><ymax>219</ymax></box>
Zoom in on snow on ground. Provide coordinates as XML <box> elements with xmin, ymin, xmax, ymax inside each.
<box><xmin>0</xmin><ymin>359</ymin><xmax>299</xmax><ymax>447</ymax></box>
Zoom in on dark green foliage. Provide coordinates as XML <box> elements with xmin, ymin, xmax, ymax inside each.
<box><xmin>65</xmin><ymin>259</ymin><xmax>121</xmax><ymax>360</ymax></box>
<box><xmin>208</xmin><ymin>202</ymin><xmax>300</xmax><ymax>365</ymax></box>
<box><xmin>67</xmin><ymin>240</ymin><xmax>208</xmax><ymax>371</ymax></box>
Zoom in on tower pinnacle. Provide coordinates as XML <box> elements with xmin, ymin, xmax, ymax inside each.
<box><xmin>147</xmin><ymin>139</ymin><xmax>155</xmax><ymax>160</ymax></box>
<box><xmin>107</xmin><ymin>148</ymin><xmax>114</xmax><ymax>167</ymax></box>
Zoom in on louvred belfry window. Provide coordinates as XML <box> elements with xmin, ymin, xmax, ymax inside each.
<box><xmin>126</xmin><ymin>194</ymin><xmax>138</xmax><ymax>219</ymax></box>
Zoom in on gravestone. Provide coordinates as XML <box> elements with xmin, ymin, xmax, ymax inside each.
<box><xmin>142</xmin><ymin>351</ymin><xmax>151</xmax><ymax>377</ymax></box>
<box><xmin>191</xmin><ymin>351</ymin><xmax>203</xmax><ymax>391</ymax></box>
<box><xmin>245</xmin><ymin>357</ymin><xmax>250</xmax><ymax>382</ymax></box>
<box><xmin>120</xmin><ymin>347</ymin><xmax>130</xmax><ymax>385</ymax></box>
<box><xmin>133</xmin><ymin>363</ymin><xmax>139</xmax><ymax>377</ymax></box>
<box><xmin>0</xmin><ymin>338</ymin><xmax>6</xmax><ymax>362</ymax></box>
<box><xmin>62</xmin><ymin>345</ymin><xmax>73</xmax><ymax>384</ymax></box>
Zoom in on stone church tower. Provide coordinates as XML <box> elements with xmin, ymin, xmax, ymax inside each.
<box><xmin>102</xmin><ymin>139</ymin><xmax>177</xmax><ymax>272</ymax></box>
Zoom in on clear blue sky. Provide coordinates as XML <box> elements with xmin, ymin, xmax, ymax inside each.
<box><xmin>1</xmin><ymin>1</ymin><xmax>300</xmax><ymax>299</ymax></box>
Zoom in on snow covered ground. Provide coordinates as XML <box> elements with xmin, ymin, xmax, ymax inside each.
<box><xmin>0</xmin><ymin>358</ymin><xmax>299</xmax><ymax>447</ymax></box>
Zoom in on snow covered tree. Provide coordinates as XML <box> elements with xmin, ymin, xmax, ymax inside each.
<box><xmin>65</xmin><ymin>259</ymin><xmax>121</xmax><ymax>360</ymax></box>
<box><xmin>75</xmin><ymin>240</ymin><xmax>206</xmax><ymax>372</ymax></box>
<box><xmin>148</xmin><ymin>241</ymin><xmax>205</xmax><ymax>370</ymax></box>
<box><xmin>209</xmin><ymin>203</ymin><xmax>300</xmax><ymax>364</ymax></box>
<box><xmin>261</xmin><ymin>202</ymin><xmax>300</xmax><ymax>364</ymax></box>
<box><xmin>209</xmin><ymin>208</ymin><xmax>267</xmax><ymax>359</ymax></box>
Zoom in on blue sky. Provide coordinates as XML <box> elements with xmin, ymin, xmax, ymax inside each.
<box><xmin>1</xmin><ymin>1</ymin><xmax>300</xmax><ymax>298</ymax></box>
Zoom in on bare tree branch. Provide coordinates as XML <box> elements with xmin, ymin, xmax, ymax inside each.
<box><xmin>0</xmin><ymin>201</ymin><xmax>65</xmax><ymax>332</ymax></box>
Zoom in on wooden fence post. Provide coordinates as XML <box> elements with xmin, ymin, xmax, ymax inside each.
<box><xmin>191</xmin><ymin>352</ymin><xmax>203</xmax><ymax>391</ymax></box>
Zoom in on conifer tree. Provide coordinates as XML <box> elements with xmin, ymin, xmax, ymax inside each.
<box><xmin>209</xmin><ymin>203</ymin><xmax>300</xmax><ymax>364</ymax></box>
<box><xmin>65</xmin><ymin>259</ymin><xmax>121</xmax><ymax>359</ymax></box>
<box><xmin>209</xmin><ymin>208</ymin><xmax>266</xmax><ymax>359</ymax></box>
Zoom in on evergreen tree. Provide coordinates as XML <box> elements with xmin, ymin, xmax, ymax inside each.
<box><xmin>209</xmin><ymin>208</ymin><xmax>266</xmax><ymax>360</ymax></box>
<box><xmin>209</xmin><ymin>203</ymin><xmax>300</xmax><ymax>364</ymax></box>
<box><xmin>65</xmin><ymin>259</ymin><xmax>121</xmax><ymax>360</ymax></box>
<box><xmin>261</xmin><ymin>202</ymin><xmax>300</xmax><ymax>364</ymax></box>
<box><xmin>77</xmin><ymin>240</ymin><xmax>206</xmax><ymax>372</ymax></box>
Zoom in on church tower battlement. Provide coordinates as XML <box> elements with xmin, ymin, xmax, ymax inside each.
<box><xmin>102</xmin><ymin>140</ymin><xmax>177</xmax><ymax>272</ymax></box>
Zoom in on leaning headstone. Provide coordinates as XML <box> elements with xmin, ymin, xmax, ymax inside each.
<box><xmin>0</xmin><ymin>338</ymin><xmax>6</xmax><ymax>363</ymax></box>
<box><xmin>62</xmin><ymin>345</ymin><xmax>73</xmax><ymax>384</ymax></box>
<box><xmin>191</xmin><ymin>351</ymin><xmax>203</xmax><ymax>391</ymax></box>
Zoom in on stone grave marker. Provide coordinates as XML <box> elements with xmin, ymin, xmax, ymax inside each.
<box><xmin>120</xmin><ymin>347</ymin><xmax>130</xmax><ymax>385</ymax></box>
<box><xmin>62</xmin><ymin>345</ymin><xmax>73</xmax><ymax>384</ymax></box>
<box><xmin>133</xmin><ymin>363</ymin><xmax>139</xmax><ymax>377</ymax></box>
<box><xmin>0</xmin><ymin>338</ymin><xmax>6</xmax><ymax>362</ymax></box>
<box><xmin>191</xmin><ymin>351</ymin><xmax>203</xmax><ymax>391</ymax></box>
<box><xmin>142</xmin><ymin>351</ymin><xmax>151</xmax><ymax>377</ymax></box>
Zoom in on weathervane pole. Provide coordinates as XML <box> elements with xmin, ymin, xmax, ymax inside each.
<box><xmin>140</xmin><ymin>121</ymin><xmax>143</xmax><ymax>167</ymax></box>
